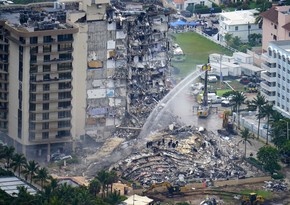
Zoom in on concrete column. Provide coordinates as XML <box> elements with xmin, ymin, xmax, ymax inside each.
<box><xmin>47</xmin><ymin>143</ymin><xmax>51</xmax><ymax>162</ymax></box>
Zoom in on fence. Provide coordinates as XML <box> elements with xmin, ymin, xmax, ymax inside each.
<box><xmin>232</xmin><ymin>112</ymin><xmax>272</xmax><ymax>142</ymax></box>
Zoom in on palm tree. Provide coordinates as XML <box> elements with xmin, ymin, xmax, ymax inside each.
<box><xmin>104</xmin><ymin>190</ymin><xmax>126</xmax><ymax>205</ymax></box>
<box><xmin>252</xmin><ymin>93</ymin><xmax>267</xmax><ymax>139</ymax></box>
<box><xmin>261</xmin><ymin>104</ymin><xmax>273</xmax><ymax>145</ymax></box>
<box><xmin>10</xmin><ymin>153</ymin><xmax>27</xmax><ymax>177</ymax></box>
<box><xmin>96</xmin><ymin>170</ymin><xmax>109</xmax><ymax>198</ymax></box>
<box><xmin>22</xmin><ymin>160</ymin><xmax>39</xmax><ymax>184</ymax></box>
<box><xmin>34</xmin><ymin>167</ymin><xmax>49</xmax><ymax>189</ymax></box>
<box><xmin>231</xmin><ymin>91</ymin><xmax>246</xmax><ymax>129</ymax></box>
<box><xmin>238</xmin><ymin>128</ymin><xmax>253</xmax><ymax>157</ymax></box>
<box><xmin>89</xmin><ymin>179</ymin><xmax>101</xmax><ymax>197</ymax></box>
<box><xmin>107</xmin><ymin>171</ymin><xmax>118</xmax><ymax>194</ymax></box>
<box><xmin>2</xmin><ymin>146</ymin><xmax>15</xmax><ymax>169</ymax></box>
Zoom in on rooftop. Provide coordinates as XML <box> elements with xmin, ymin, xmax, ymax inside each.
<box><xmin>0</xmin><ymin>176</ymin><xmax>37</xmax><ymax>196</ymax></box>
<box><xmin>220</xmin><ymin>9</ymin><xmax>259</xmax><ymax>25</ymax></box>
<box><xmin>0</xmin><ymin>7</ymin><xmax>76</xmax><ymax>32</ymax></box>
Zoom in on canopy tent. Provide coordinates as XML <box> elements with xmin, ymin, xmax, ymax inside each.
<box><xmin>169</xmin><ymin>19</ymin><xmax>188</xmax><ymax>27</ymax></box>
<box><xmin>123</xmin><ymin>194</ymin><xmax>154</xmax><ymax>205</ymax></box>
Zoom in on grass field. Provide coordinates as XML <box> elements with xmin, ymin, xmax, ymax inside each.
<box><xmin>171</xmin><ymin>32</ymin><xmax>233</xmax><ymax>77</ymax></box>
<box><xmin>240</xmin><ymin>189</ymin><xmax>273</xmax><ymax>200</ymax></box>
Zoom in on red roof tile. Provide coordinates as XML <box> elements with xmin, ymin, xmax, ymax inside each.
<box><xmin>260</xmin><ymin>6</ymin><xmax>278</xmax><ymax>24</ymax></box>
<box><xmin>173</xmin><ymin>0</ymin><xmax>184</xmax><ymax>4</ymax></box>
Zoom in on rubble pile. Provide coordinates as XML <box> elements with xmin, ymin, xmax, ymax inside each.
<box><xmin>263</xmin><ymin>180</ymin><xmax>288</xmax><ymax>192</ymax></box>
<box><xmin>111</xmin><ymin>124</ymin><xmax>256</xmax><ymax>187</ymax></box>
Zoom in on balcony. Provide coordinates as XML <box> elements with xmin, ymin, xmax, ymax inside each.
<box><xmin>260</xmin><ymin>81</ymin><xmax>276</xmax><ymax>92</ymax></box>
<box><xmin>261</xmin><ymin>53</ymin><xmax>276</xmax><ymax>63</ymax></box>
<box><xmin>260</xmin><ymin>90</ymin><xmax>276</xmax><ymax>102</ymax></box>
<box><xmin>30</xmin><ymin>87</ymin><xmax>72</xmax><ymax>94</ymax></box>
<box><xmin>261</xmin><ymin>71</ymin><xmax>276</xmax><ymax>82</ymax></box>
<box><xmin>30</xmin><ymin>117</ymin><xmax>71</xmax><ymax>123</ymax></box>
<box><xmin>30</xmin><ymin>106</ymin><xmax>72</xmax><ymax>113</ymax></box>
<box><xmin>30</xmin><ymin>58</ymin><xmax>73</xmax><ymax>66</ymax></box>
<box><xmin>30</xmin><ymin>77</ymin><xmax>72</xmax><ymax>84</ymax></box>
<box><xmin>29</xmin><ymin>97</ymin><xmax>72</xmax><ymax>103</ymax></box>
<box><xmin>261</xmin><ymin>62</ymin><xmax>276</xmax><ymax>73</ymax></box>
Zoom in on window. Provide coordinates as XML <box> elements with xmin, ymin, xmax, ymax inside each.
<box><xmin>30</xmin><ymin>37</ymin><xmax>38</xmax><ymax>44</ymax></box>
<box><xmin>30</xmin><ymin>113</ymin><xmax>36</xmax><ymax>120</ymax></box>
<box><xmin>283</xmin><ymin>67</ymin><xmax>286</xmax><ymax>71</ymax></box>
<box><xmin>43</xmin><ymin>84</ymin><xmax>50</xmax><ymax>91</ymax></box>
<box><xmin>58</xmin><ymin>34</ymin><xmax>73</xmax><ymax>42</ymax></box>
<box><xmin>58</xmin><ymin>43</ymin><xmax>72</xmax><ymax>51</ymax></box>
<box><xmin>43</xmin><ymin>74</ymin><xmax>50</xmax><ymax>81</ymax></box>
<box><xmin>59</xmin><ymin>72</ymin><xmax>71</xmax><ymax>80</ymax></box>
<box><xmin>30</xmin><ymin>55</ymin><xmax>37</xmax><ymax>63</ymax></box>
<box><xmin>235</xmin><ymin>26</ymin><xmax>238</xmax><ymax>31</ymax></box>
<box><xmin>278</xmin><ymin>93</ymin><xmax>280</xmax><ymax>97</ymax></box>
<box><xmin>59</xmin><ymin>82</ymin><xmax>71</xmax><ymax>89</ymax></box>
<box><xmin>282</xmin><ymin>95</ymin><xmax>285</xmax><ymax>99</ymax></box>
<box><xmin>58</xmin><ymin>101</ymin><xmax>71</xmax><ymax>108</ymax></box>
<box><xmin>30</xmin><ymin>103</ymin><xmax>36</xmax><ymax>112</ymax></box>
<box><xmin>282</xmin><ymin>86</ymin><xmax>285</xmax><ymax>90</ymax></box>
<box><xmin>43</xmin><ymin>113</ymin><xmax>49</xmax><ymax>120</ymax></box>
<box><xmin>278</xmin><ymin>83</ymin><xmax>280</xmax><ymax>88</ymax></box>
<box><xmin>59</xmin><ymin>53</ymin><xmax>72</xmax><ymax>60</ymax></box>
<box><xmin>278</xmin><ymin>74</ymin><xmax>281</xmax><ymax>78</ymax></box>
<box><xmin>283</xmin><ymin>76</ymin><xmax>285</xmax><ymax>81</ymax></box>
<box><xmin>30</xmin><ymin>65</ymin><xmax>38</xmax><ymax>73</ymax></box>
<box><xmin>58</xmin><ymin>63</ymin><xmax>72</xmax><ymax>71</ymax></box>
<box><xmin>287</xmin><ymin>98</ymin><xmax>289</xmax><ymax>102</ymax></box>
<box><xmin>43</xmin><ymin>65</ymin><xmax>51</xmax><ymax>72</ymax></box>
<box><xmin>42</xmin><ymin>122</ymin><xmax>49</xmax><ymax>129</ymax></box>
<box><xmin>274</xmin><ymin>25</ymin><xmax>277</xmax><ymax>29</ymax></box>
<box><xmin>58</xmin><ymin>111</ymin><xmax>71</xmax><ymax>118</ymax></box>
<box><xmin>268</xmin><ymin>49</ymin><xmax>272</xmax><ymax>56</ymax></box>
<box><xmin>30</xmin><ymin>46</ymin><xmax>38</xmax><ymax>54</ymax></box>
<box><xmin>43</xmin><ymin>45</ymin><xmax>51</xmax><ymax>53</ymax></box>
<box><xmin>58</xmin><ymin>120</ymin><xmax>71</xmax><ymax>128</ymax></box>
<box><xmin>30</xmin><ymin>84</ymin><xmax>36</xmax><ymax>92</ymax></box>
<box><xmin>43</xmin><ymin>103</ymin><xmax>49</xmax><ymax>110</ymax></box>
<box><xmin>43</xmin><ymin>36</ymin><xmax>52</xmax><ymax>43</ymax></box>
<box><xmin>43</xmin><ymin>93</ymin><xmax>49</xmax><ymax>100</ymax></box>
<box><xmin>273</xmin><ymin>35</ymin><xmax>277</xmax><ymax>40</ymax></box>
<box><xmin>58</xmin><ymin>92</ymin><xmax>71</xmax><ymax>99</ymax></box>
<box><xmin>42</xmin><ymin>132</ymin><xmax>49</xmax><ymax>139</ymax></box>
<box><xmin>30</xmin><ymin>93</ymin><xmax>36</xmax><ymax>101</ymax></box>
<box><xmin>44</xmin><ymin>55</ymin><xmax>50</xmax><ymax>62</ymax></box>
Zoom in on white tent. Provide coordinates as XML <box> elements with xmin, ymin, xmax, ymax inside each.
<box><xmin>123</xmin><ymin>194</ymin><xmax>154</xmax><ymax>205</ymax></box>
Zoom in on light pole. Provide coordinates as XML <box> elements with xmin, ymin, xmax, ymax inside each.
<box><xmin>219</xmin><ymin>54</ymin><xmax>223</xmax><ymax>86</ymax></box>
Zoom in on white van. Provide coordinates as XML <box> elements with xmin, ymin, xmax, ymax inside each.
<box><xmin>208</xmin><ymin>76</ymin><xmax>218</xmax><ymax>82</ymax></box>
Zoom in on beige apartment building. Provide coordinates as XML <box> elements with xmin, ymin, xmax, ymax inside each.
<box><xmin>0</xmin><ymin>0</ymin><xmax>172</xmax><ymax>161</ymax></box>
<box><xmin>260</xmin><ymin>6</ymin><xmax>290</xmax><ymax>52</ymax></box>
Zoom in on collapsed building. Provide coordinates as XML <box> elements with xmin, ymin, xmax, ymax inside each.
<box><xmin>111</xmin><ymin>124</ymin><xmax>266</xmax><ymax>187</ymax></box>
<box><xmin>0</xmin><ymin>0</ymin><xmax>174</xmax><ymax>161</ymax></box>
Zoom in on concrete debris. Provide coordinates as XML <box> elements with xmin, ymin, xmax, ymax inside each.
<box><xmin>111</xmin><ymin>124</ymin><xmax>265</xmax><ymax>187</ymax></box>
<box><xmin>263</xmin><ymin>180</ymin><xmax>288</xmax><ymax>192</ymax></box>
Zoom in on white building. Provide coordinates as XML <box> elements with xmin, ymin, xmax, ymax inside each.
<box><xmin>260</xmin><ymin>40</ymin><xmax>290</xmax><ymax>118</ymax></box>
<box><xmin>219</xmin><ymin>9</ymin><xmax>262</xmax><ymax>43</ymax></box>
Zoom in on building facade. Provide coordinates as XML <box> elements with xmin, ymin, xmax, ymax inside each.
<box><xmin>260</xmin><ymin>6</ymin><xmax>290</xmax><ymax>52</ymax></box>
<box><xmin>219</xmin><ymin>9</ymin><xmax>262</xmax><ymax>43</ymax></box>
<box><xmin>0</xmin><ymin>0</ymin><xmax>172</xmax><ymax>161</ymax></box>
<box><xmin>260</xmin><ymin>40</ymin><xmax>290</xmax><ymax>118</ymax></box>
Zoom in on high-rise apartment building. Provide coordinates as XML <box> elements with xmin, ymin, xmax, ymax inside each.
<box><xmin>0</xmin><ymin>0</ymin><xmax>172</xmax><ymax>161</ymax></box>
<box><xmin>260</xmin><ymin>40</ymin><xmax>290</xmax><ymax>118</ymax></box>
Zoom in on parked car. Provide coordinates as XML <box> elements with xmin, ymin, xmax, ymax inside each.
<box><xmin>239</xmin><ymin>76</ymin><xmax>250</xmax><ymax>85</ymax></box>
<box><xmin>180</xmin><ymin>10</ymin><xmax>192</xmax><ymax>18</ymax></box>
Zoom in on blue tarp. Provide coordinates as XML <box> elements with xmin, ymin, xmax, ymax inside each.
<box><xmin>169</xmin><ymin>19</ymin><xmax>188</xmax><ymax>27</ymax></box>
<box><xmin>169</xmin><ymin>20</ymin><xmax>197</xmax><ymax>27</ymax></box>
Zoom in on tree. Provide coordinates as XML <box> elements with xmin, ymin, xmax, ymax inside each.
<box><xmin>11</xmin><ymin>186</ymin><xmax>36</xmax><ymax>205</ymax></box>
<box><xmin>224</xmin><ymin>33</ymin><xmax>233</xmax><ymax>45</ymax></box>
<box><xmin>257</xmin><ymin>146</ymin><xmax>280</xmax><ymax>173</ymax></box>
<box><xmin>2</xmin><ymin>146</ymin><xmax>15</xmax><ymax>169</ymax></box>
<box><xmin>22</xmin><ymin>160</ymin><xmax>39</xmax><ymax>183</ymax></box>
<box><xmin>238</xmin><ymin>128</ymin><xmax>253</xmax><ymax>157</ymax></box>
<box><xmin>96</xmin><ymin>170</ymin><xmax>110</xmax><ymax>198</ymax></box>
<box><xmin>104</xmin><ymin>190</ymin><xmax>126</xmax><ymax>205</ymax></box>
<box><xmin>252</xmin><ymin>93</ymin><xmax>267</xmax><ymax>139</ymax></box>
<box><xmin>34</xmin><ymin>167</ymin><xmax>49</xmax><ymax>189</ymax></box>
<box><xmin>11</xmin><ymin>153</ymin><xmax>27</xmax><ymax>177</ymax></box>
<box><xmin>230</xmin><ymin>36</ymin><xmax>242</xmax><ymax>49</ymax></box>
<box><xmin>260</xmin><ymin>104</ymin><xmax>273</xmax><ymax>144</ymax></box>
<box><xmin>89</xmin><ymin>179</ymin><xmax>101</xmax><ymax>197</ymax></box>
<box><xmin>231</xmin><ymin>91</ymin><xmax>246</xmax><ymax>129</ymax></box>
<box><xmin>107</xmin><ymin>171</ymin><xmax>118</xmax><ymax>194</ymax></box>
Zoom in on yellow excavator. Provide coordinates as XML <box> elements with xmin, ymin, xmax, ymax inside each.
<box><xmin>241</xmin><ymin>193</ymin><xmax>265</xmax><ymax>205</ymax></box>
<box><xmin>142</xmin><ymin>182</ymin><xmax>188</xmax><ymax>197</ymax></box>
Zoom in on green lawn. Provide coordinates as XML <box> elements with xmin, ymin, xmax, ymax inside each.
<box><xmin>171</xmin><ymin>32</ymin><xmax>233</xmax><ymax>77</ymax></box>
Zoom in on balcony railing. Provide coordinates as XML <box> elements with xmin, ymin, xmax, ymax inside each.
<box><xmin>261</xmin><ymin>72</ymin><xmax>276</xmax><ymax>82</ymax></box>
<box><xmin>260</xmin><ymin>81</ymin><xmax>276</xmax><ymax>92</ymax></box>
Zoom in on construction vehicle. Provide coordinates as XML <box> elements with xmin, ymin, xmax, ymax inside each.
<box><xmin>142</xmin><ymin>182</ymin><xmax>188</xmax><ymax>197</ymax></box>
<box><xmin>217</xmin><ymin>110</ymin><xmax>238</xmax><ymax>135</ymax></box>
<box><xmin>197</xmin><ymin>63</ymin><xmax>212</xmax><ymax>118</ymax></box>
<box><xmin>241</xmin><ymin>193</ymin><xmax>265</xmax><ymax>205</ymax></box>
